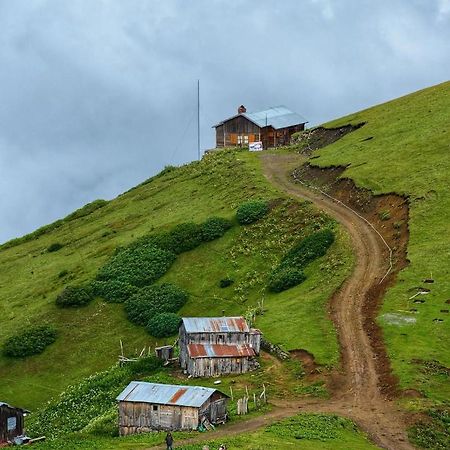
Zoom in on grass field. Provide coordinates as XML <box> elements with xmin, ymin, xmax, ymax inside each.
<box><xmin>304</xmin><ymin>80</ymin><xmax>450</xmax><ymax>406</ymax></box>
<box><xmin>0</xmin><ymin>149</ymin><xmax>352</xmax><ymax>411</ymax></box>
<box><xmin>32</xmin><ymin>413</ymin><xmax>379</xmax><ymax>450</ymax></box>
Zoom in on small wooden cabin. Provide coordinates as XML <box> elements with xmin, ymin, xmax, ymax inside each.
<box><xmin>213</xmin><ymin>105</ymin><xmax>307</xmax><ymax>149</ymax></box>
<box><xmin>0</xmin><ymin>402</ymin><xmax>28</xmax><ymax>444</ymax></box>
<box><xmin>179</xmin><ymin>317</ymin><xmax>261</xmax><ymax>378</ymax></box>
<box><xmin>116</xmin><ymin>382</ymin><xmax>228</xmax><ymax>435</ymax></box>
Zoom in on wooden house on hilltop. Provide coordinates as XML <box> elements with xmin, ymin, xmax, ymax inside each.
<box><xmin>179</xmin><ymin>317</ymin><xmax>261</xmax><ymax>377</ymax></box>
<box><xmin>0</xmin><ymin>402</ymin><xmax>29</xmax><ymax>444</ymax></box>
<box><xmin>213</xmin><ymin>105</ymin><xmax>307</xmax><ymax>149</ymax></box>
<box><xmin>116</xmin><ymin>381</ymin><xmax>228</xmax><ymax>434</ymax></box>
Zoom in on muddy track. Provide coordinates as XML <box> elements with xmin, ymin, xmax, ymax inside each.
<box><xmin>147</xmin><ymin>154</ymin><xmax>415</xmax><ymax>450</ymax></box>
<box><xmin>260</xmin><ymin>154</ymin><xmax>414</xmax><ymax>450</ymax></box>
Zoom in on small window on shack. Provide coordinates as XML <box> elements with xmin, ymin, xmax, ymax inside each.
<box><xmin>152</xmin><ymin>404</ymin><xmax>158</xmax><ymax>411</ymax></box>
<box><xmin>7</xmin><ymin>416</ymin><xmax>17</xmax><ymax>431</ymax></box>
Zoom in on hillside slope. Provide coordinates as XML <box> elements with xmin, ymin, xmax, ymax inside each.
<box><xmin>309</xmin><ymin>80</ymin><xmax>450</xmax><ymax>403</ymax></box>
<box><xmin>0</xmin><ymin>150</ymin><xmax>352</xmax><ymax>409</ymax></box>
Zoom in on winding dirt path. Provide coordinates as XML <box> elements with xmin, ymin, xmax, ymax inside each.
<box><xmin>148</xmin><ymin>153</ymin><xmax>414</xmax><ymax>450</ymax></box>
<box><xmin>260</xmin><ymin>154</ymin><xmax>414</xmax><ymax>450</ymax></box>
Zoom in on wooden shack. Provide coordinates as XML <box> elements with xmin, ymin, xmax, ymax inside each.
<box><xmin>179</xmin><ymin>317</ymin><xmax>262</xmax><ymax>377</ymax></box>
<box><xmin>213</xmin><ymin>105</ymin><xmax>307</xmax><ymax>149</ymax></box>
<box><xmin>0</xmin><ymin>402</ymin><xmax>28</xmax><ymax>444</ymax></box>
<box><xmin>116</xmin><ymin>382</ymin><xmax>229</xmax><ymax>435</ymax></box>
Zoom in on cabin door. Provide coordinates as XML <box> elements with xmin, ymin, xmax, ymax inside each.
<box><xmin>209</xmin><ymin>400</ymin><xmax>226</xmax><ymax>423</ymax></box>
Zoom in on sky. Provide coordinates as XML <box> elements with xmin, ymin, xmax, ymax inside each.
<box><xmin>0</xmin><ymin>0</ymin><xmax>449</xmax><ymax>243</ymax></box>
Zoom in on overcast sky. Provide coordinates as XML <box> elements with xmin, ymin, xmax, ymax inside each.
<box><xmin>0</xmin><ymin>0</ymin><xmax>449</xmax><ymax>243</ymax></box>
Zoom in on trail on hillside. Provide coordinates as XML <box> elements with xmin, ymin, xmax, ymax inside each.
<box><xmin>147</xmin><ymin>153</ymin><xmax>414</xmax><ymax>450</ymax></box>
<box><xmin>259</xmin><ymin>154</ymin><xmax>414</xmax><ymax>450</ymax></box>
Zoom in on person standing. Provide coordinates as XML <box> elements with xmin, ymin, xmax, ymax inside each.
<box><xmin>165</xmin><ymin>431</ymin><xmax>174</xmax><ymax>450</ymax></box>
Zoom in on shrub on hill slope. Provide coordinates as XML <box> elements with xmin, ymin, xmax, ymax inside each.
<box><xmin>3</xmin><ymin>326</ymin><xmax>57</xmax><ymax>357</ymax></box>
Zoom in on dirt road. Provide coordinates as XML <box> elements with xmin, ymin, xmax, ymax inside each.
<box><xmin>148</xmin><ymin>153</ymin><xmax>414</xmax><ymax>450</ymax></box>
<box><xmin>260</xmin><ymin>154</ymin><xmax>414</xmax><ymax>450</ymax></box>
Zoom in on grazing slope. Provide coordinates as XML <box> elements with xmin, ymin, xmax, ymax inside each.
<box><xmin>311</xmin><ymin>81</ymin><xmax>450</xmax><ymax>404</ymax></box>
<box><xmin>0</xmin><ymin>151</ymin><xmax>352</xmax><ymax>410</ymax></box>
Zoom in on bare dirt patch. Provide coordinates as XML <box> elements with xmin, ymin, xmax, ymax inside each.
<box><xmin>290</xmin><ymin>349</ymin><xmax>321</xmax><ymax>375</ymax></box>
<box><xmin>293</xmin><ymin>123</ymin><xmax>365</xmax><ymax>156</ymax></box>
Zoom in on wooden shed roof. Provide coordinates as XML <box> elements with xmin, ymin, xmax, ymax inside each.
<box><xmin>187</xmin><ymin>343</ymin><xmax>256</xmax><ymax>359</ymax></box>
<box><xmin>182</xmin><ymin>317</ymin><xmax>249</xmax><ymax>334</ymax></box>
<box><xmin>116</xmin><ymin>382</ymin><xmax>228</xmax><ymax>407</ymax></box>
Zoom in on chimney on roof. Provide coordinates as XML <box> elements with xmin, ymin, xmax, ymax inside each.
<box><xmin>238</xmin><ymin>105</ymin><xmax>247</xmax><ymax>114</ymax></box>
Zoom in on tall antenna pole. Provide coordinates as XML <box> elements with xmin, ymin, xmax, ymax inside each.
<box><xmin>197</xmin><ymin>79</ymin><xmax>200</xmax><ymax>160</ymax></box>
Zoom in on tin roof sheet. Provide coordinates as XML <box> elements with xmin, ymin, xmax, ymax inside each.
<box><xmin>0</xmin><ymin>402</ymin><xmax>29</xmax><ymax>413</ymax></box>
<box><xmin>187</xmin><ymin>343</ymin><xmax>256</xmax><ymax>358</ymax></box>
<box><xmin>182</xmin><ymin>317</ymin><xmax>249</xmax><ymax>334</ymax></box>
<box><xmin>116</xmin><ymin>382</ymin><xmax>227</xmax><ymax>407</ymax></box>
<box><xmin>214</xmin><ymin>105</ymin><xmax>307</xmax><ymax>130</ymax></box>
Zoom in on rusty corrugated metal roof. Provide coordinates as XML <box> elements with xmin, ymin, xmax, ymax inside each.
<box><xmin>182</xmin><ymin>317</ymin><xmax>249</xmax><ymax>333</ymax></box>
<box><xmin>187</xmin><ymin>343</ymin><xmax>256</xmax><ymax>359</ymax></box>
<box><xmin>116</xmin><ymin>382</ymin><xmax>228</xmax><ymax>407</ymax></box>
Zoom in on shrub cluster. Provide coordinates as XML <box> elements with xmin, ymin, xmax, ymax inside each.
<box><xmin>47</xmin><ymin>242</ymin><xmax>64</xmax><ymax>252</ymax></box>
<box><xmin>56</xmin><ymin>285</ymin><xmax>93</xmax><ymax>307</ymax></box>
<box><xmin>201</xmin><ymin>217</ymin><xmax>233</xmax><ymax>241</ymax></box>
<box><xmin>3</xmin><ymin>326</ymin><xmax>57</xmax><ymax>357</ymax></box>
<box><xmin>90</xmin><ymin>280</ymin><xmax>138</xmax><ymax>303</ymax></box>
<box><xmin>268</xmin><ymin>229</ymin><xmax>335</xmax><ymax>293</ymax></box>
<box><xmin>219</xmin><ymin>278</ymin><xmax>234</xmax><ymax>288</ymax></box>
<box><xmin>282</xmin><ymin>229</ymin><xmax>335</xmax><ymax>268</ymax></box>
<box><xmin>96</xmin><ymin>244</ymin><xmax>176</xmax><ymax>287</ymax></box>
<box><xmin>146</xmin><ymin>313</ymin><xmax>181</xmax><ymax>338</ymax></box>
<box><xmin>124</xmin><ymin>283</ymin><xmax>188</xmax><ymax>326</ymax></box>
<box><xmin>268</xmin><ymin>267</ymin><xmax>306</xmax><ymax>293</ymax></box>
<box><xmin>236</xmin><ymin>200</ymin><xmax>269</xmax><ymax>225</ymax></box>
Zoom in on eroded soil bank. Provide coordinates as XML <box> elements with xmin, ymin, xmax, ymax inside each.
<box><xmin>293</xmin><ymin>162</ymin><xmax>410</xmax><ymax>398</ymax></box>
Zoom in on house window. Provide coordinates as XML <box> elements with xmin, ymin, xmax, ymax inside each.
<box><xmin>7</xmin><ymin>417</ymin><xmax>17</xmax><ymax>431</ymax></box>
<box><xmin>152</xmin><ymin>405</ymin><xmax>158</xmax><ymax>411</ymax></box>
<box><xmin>237</xmin><ymin>135</ymin><xmax>249</xmax><ymax>146</ymax></box>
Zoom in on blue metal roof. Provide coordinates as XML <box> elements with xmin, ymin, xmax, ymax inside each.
<box><xmin>182</xmin><ymin>317</ymin><xmax>249</xmax><ymax>333</ymax></box>
<box><xmin>214</xmin><ymin>106</ymin><xmax>307</xmax><ymax>130</ymax></box>
<box><xmin>116</xmin><ymin>382</ymin><xmax>226</xmax><ymax>407</ymax></box>
<box><xmin>245</xmin><ymin>106</ymin><xmax>307</xmax><ymax>129</ymax></box>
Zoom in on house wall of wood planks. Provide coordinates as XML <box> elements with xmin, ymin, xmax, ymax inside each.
<box><xmin>118</xmin><ymin>395</ymin><xmax>228</xmax><ymax>435</ymax></box>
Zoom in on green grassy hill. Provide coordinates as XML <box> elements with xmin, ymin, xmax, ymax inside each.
<box><xmin>310</xmin><ymin>80</ymin><xmax>450</xmax><ymax>405</ymax></box>
<box><xmin>0</xmin><ymin>150</ymin><xmax>352</xmax><ymax>410</ymax></box>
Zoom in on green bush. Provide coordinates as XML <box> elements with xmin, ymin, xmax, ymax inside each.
<box><xmin>378</xmin><ymin>210</ymin><xmax>391</xmax><ymax>221</ymax></box>
<box><xmin>282</xmin><ymin>229</ymin><xmax>335</xmax><ymax>268</ymax></box>
<box><xmin>201</xmin><ymin>217</ymin><xmax>233</xmax><ymax>241</ymax></box>
<box><xmin>236</xmin><ymin>200</ymin><xmax>269</xmax><ymax>225</ymax></box>
<box><xmin>158</xmin><ymin>222</ymin><xmax>204</xmax><ymax>254</ymax></box>
<box><xmin>268</xmin><ymin>267</ymin><xmax>306</xmax><ymax>292</ymax></box>
<box><xmin>267</xmin><ymin>230</ymin><xmax>334</xmax><ymax>293</ymax></box>
<box><xmin>3</xmin><ymin>326</ymin><xmax>57</xmax><ymax>357</ymax></box>
<box><xmin>219</xmin><ymin>278</ymin><xmax>234</xmax><ymax>288</ymax></box>
<box><xmin>56</xmin><ymin>285</ymin><xmax>93</xmax><ymax>308</ymax></box>
<box><xmin>97</xmin><ymin>244</ymin><xmax>176</xmax><ymax>287</ymax></box>
<box><xmin>124</xmin><ymin>283</ymin><xmax>188</xmax><ymax>326</ymax></box>
<box><xmin>146</xmin><ymin>313</ymin><xmax>181</xmax><ymax>338</ymax></box>
<box><xmin>128</xmin><ymin>356</ymin><xmax>163</xmax><ymax>376</ymax></box>
<box><xmin>90</xmin><ymin>280</ymin><xmax>138</xmax><ymax>303</ymax></box>
<box><xmin>47</xmin><ymin>242</ymin><xmax>64</xmax><ymax>252</ymax></box>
